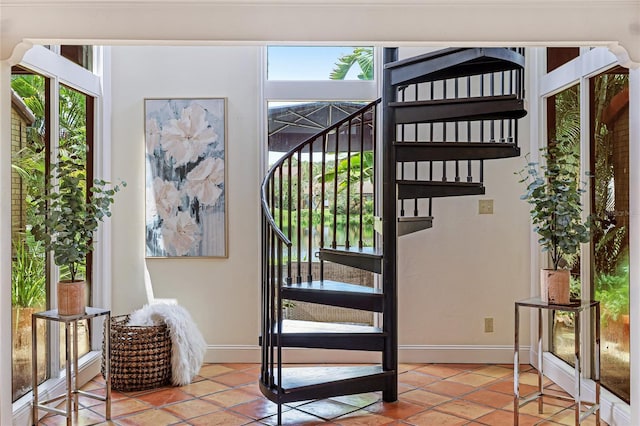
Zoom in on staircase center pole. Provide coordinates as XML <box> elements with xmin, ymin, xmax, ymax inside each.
<box><xmin>382</xmin><ymin>47</ymin><xmax>398</xmax><ymax>403</ymax></box>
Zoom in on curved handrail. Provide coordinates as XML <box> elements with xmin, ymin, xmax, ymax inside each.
<box><xmin>260</xmin><ymin>99</ymin><xmax>381</xmax><ymax>247</ymax></box>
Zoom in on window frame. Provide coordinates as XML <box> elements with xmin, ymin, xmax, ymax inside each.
<box><xmin>531</xmin><ymin>46</ymin><xmax>634</xmax><ymax>419</ymax></box>
<box><xmin>11</xmin><ymin>45</ymin><xmax>112</xmax><ymax>418</ymax></box>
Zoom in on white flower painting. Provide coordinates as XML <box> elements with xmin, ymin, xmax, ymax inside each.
<box><xmin>145</xmin><ymin>98</ymin><xmax>227</xmax><ymax>257</ymax></box>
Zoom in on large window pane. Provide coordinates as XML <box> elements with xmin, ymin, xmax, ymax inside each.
<box><xmin>268</xmin><ymin>46</ymin><xmax>373</xmax><ymax>81</ymax></box>
<box><xmin>547</xmin><ymin>84</ymin><xmax>581</xmax><ymax>366</ymax></box>
<box><xmin>11</xmin><ymin>70</ymin><xmax>49</xmax><ymax>401</ymax></box>
<box><xmin>11</xmin><ymin>74</ymin><xmax>96</xmax><ymax>401</ymax></box>
<box><xmin>267</xmin><ymin>100</ymin><xmax>374</xmax><ymax>325</ymax></box>
<box><xmin>58</xmin><ymin>85</ymin><xmax>92</xmax><ymax>368</ymax></box>
<box><xmin>591</xmin><ymin>68</ymin><xmax>630</xmax><ymax>403</ymax></box>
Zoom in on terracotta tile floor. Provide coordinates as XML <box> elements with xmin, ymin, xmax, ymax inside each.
<box><xmin>39</xmin><ymin>363</ymin><xmax>606</xmax><ymax>425</ymax></box>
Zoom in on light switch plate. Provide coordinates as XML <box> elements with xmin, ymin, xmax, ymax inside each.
<box><xmin>479</xmin><ymin>199</ymin><xmax>494</xmax><ymax>214</ymax></box>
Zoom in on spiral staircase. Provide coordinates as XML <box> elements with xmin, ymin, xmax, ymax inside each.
<box><xmin>260</xmin><ymin>47</ymin><xmax>527</xmax><ymax>423</ymax></box>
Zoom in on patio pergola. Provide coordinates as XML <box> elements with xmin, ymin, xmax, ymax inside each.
<box><xmin>268</xmin><ymin>101</ymin><xmax>375</xmax><ymax>153</ymax></box>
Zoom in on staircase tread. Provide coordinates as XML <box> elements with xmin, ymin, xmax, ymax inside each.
<box><xmin>385</xmin><ymin>47</ymin><xmax>521</xmax><ymax>70</ymax></box>
<box><xmin>398</xmin><ymin>215</ymin><xmax>434</xmax><ymax>222</ymax></box>
<box><xmin>319</xmin><ymin>246</ymin><xmax>382</xmax><ymax>257</ymax></box>
<box><xmin>280</xmin><ymin>319</ymin><xmax>383</xmax><ymax>334</ymax></box>
<box><xmin>385</xmin><ymin>47</ymin><xmax>466</xmax><ymax>69</ymax></box>
<box><xmin>390</xmin><ymin>94</ymin><xmax>517</xmax><ymax>108</ymax></box>
<box><xmin>394</xmin><ymin>141</ymin><xmax>516</xmax><ymax>147</ymax></box>
<box><xmin>284</xmin><ymin>279</ymin><xmax>381</xmax><ymax>295</ymax></box>
<box><xmin>394</xmin><ymin>141</ymin><xmax>520</xmax><ymax>161</ymax></box>
<box><xmin>276</xmin><ymin>365</ymin><xmax>390</xmax><ymax>391</ymax></box>
<box><xmin>385</xmin><ymin>48</ymin><xmax>524</xmax><ymax>86</ymax></box>
<box><xmin>397</xmin><ymin>180</ymin><xmax>483</xmax><ymax>187</ymax></box>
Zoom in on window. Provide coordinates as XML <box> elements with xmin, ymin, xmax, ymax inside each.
<box><xmin>10</xmin><ymin>46</ymin><xmax>102</xmax><ymax>404</ymax></box>
<box><xmin>10</xmin><ymin>69</ymin><xmax>49</xmax><ymax>401</ymax></box>
<box><xmin>264</xmin><ymin>46</ymin><xmax>378</xmax><ymax>325</ymax></box>
<box><xmin>590</xmin><ymin>67</ymin><xmax>630</xmax><ymax>402</ymax></box>
<box><xmin>547</xmin><ymin>83</ymin><xmax>581</xmax><ymax>367</ymax></box>
<box><xmin>267</xmin><ymin>46</ymin><xmax>373</xmax><ymax>81</ymax></box>
<box><xmin>540</xmin><ymin>47</ymin><xmax>632</xmax><ymax>404</ymax></box>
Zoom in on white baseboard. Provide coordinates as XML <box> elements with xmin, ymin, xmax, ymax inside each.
<box><xmin>399</xmin><ymin>344</ymin><xmax>529</xmax><ymax>364</ymax></box>
<box><xmin>204</xmin><ymin>344</ymin><xmax>531</xmax><ymax>364</ymax></box>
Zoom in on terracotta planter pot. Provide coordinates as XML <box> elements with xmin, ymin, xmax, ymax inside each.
<box><xmin>540</xmin><ymin>269</ymin><xmax>570</xmax><ymax>304</ymax></box>
<box><xmin>57</xmin><ymin>280</ymin><xmax>86</xmax><ymax>316</ymax></box>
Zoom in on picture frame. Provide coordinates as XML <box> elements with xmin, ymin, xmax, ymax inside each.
<box><xmin>144</xmin><ymin>98</ymin><xmax>227</xmax><ymax>258</ymax></box>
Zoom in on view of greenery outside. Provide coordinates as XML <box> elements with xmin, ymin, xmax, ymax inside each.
<box><xmin>11</xmin><ymin>73</ymin><xmax>92</xmax><ymax>401</ymax></box>
<box><xmin>548</xmin><ymin>84</ymin><xmax>581</xmax><ymax>368</ymax></box>
<box><xmin>266</xmin><ymin>47</ymin><xmax>376</xmax><ymax>324</ymax></box>
<box><xmin>549</xmin><ymin>70</ymin><xmax>631</xmax><ymax>403</ymax></box>
<box><xmin>57</xmin><ymin>85</ymin><xmax>91</xmax><ymax>370</ymax></box>
<box><xmin>591</xmin><ymin>69</ymin><xmax>630</xmax><ymax>402</ymax></box>
<box><xmin>11</xmin><ymin>72</ymin><xmax>48</xmax><ymax>401</ymax></box>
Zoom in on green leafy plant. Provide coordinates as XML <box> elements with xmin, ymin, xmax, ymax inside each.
<box><xmin>11</xmin><ymin>232</ymin><xmax>46</xmax><ymax>308</ymax></box>
<box><xmin>31</xmin><ymin>153</ymin><xmax>125</xmax><ymax>282</ymax></box>
<box><xmin>329</xmin><ymin>47</ymin><xmax>373</xmax><ymax>81</ymax></box>
<box><xmin>595</xmin><ymin>258</ymin><xmax>629</xmax><ymax>324</ymax></box>
<box><xmin>517</xmin><ymin>142</ymin><xmax>591</xmax><ymax>270</ymax></box>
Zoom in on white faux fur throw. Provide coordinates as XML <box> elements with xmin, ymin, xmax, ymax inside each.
<box><xmin>128</xmin><ymin>303</ymin><xmax>207</xmax><ymax>386</ymax></box>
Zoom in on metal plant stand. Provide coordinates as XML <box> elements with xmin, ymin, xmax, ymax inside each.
<box><xmin>32</xmin><ymin>307</ymin><xmax>111</xmax><ymax>426</ymax></box>
<box><xmin>514</xmin><ymin>298</ymin><xmax>600</xmax><ymax>425</ymax></box>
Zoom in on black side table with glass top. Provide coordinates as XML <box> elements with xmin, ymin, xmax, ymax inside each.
<box><xmin>31</xmin><ymin>307</ymin><xmax>111</xmax><ymax>426</ymax></box>
<box><xmin>514</xmin><ymin>297</ymin><xmax>600</xmax><ymax>425</ymax></box>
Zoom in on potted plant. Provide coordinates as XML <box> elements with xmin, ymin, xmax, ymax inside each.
<box><xmin>32</xmin><ymin>152</ymin><xmax>124</xmax><ymax>315</ymax></box>
<box><xmin>517</xmin><ymin>142</ymin><xmax>590</xmax><ymax>304</ymax></box>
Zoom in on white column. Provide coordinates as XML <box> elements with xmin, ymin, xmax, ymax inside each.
<box><xmin>0</xmin><ymin>58</ymin><xmax>14</xmax><ymax>426</ymax></box>
<box><xmin>628</xmin><ymin>67</ymin><xmax>640</xmax><ymax>425</ymax></box>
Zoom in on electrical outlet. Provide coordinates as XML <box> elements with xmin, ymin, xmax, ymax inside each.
<box><xmin>479</xmin><ymin>199</ymin><xmax>494</xmax><ymax>214</ymax></box>
<box><xmin>484</xmin><ymin>317</ymin><xmax>494</xmax><ymax>333</ymax></box>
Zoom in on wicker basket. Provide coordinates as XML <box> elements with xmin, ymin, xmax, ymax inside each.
<box><xmin>102</xmin><ymin>315</ymin><xmax>172</xmax><ymax>391</ymax></box>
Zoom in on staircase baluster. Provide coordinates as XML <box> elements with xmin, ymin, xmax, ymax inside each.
<box><xmin>399</xmin><ymin>88</ymin><xmax>405</xmax><ymax>217</ymax></box>
<box><xmin>480</xmin><ymin>74</ymin><xmax>485</xmax><ymax>142</ymax></box>
<box><xmin>371</xmin><ymin>103</ymin><xmax>378</xmax><ymax>252</ymax></box>
<box><xmin>490</xmin><ymin>73</ymin><xmax>495</xmax><ymax>142</ymax></box>
<box><xmin>297</xmin><ymin>150</ymin><xmax>302</xmax><ymax>283</ymax></box>
<box><xmin>308</xmin><ymin>140</ymin><xmax>314</xmax><ymax>282</ymax></box>
<box><xmin>454</xmin><ymin>78</ymin><xmax>460</xmax><ymax>182</ymax></box>
<box><xmin>279</xmin><ymin>167</ymin><xmax>291</xmax><ymax>284</ymax></box>
<box><xmin>346</xmin><ymin>121</ymin><xmax>352</xmax><ymax>250</ymax></box>
<box><xmin>359</xmin><ymin>112</ymin><xmax>365</xmax><ymax>249</ymax></box>
<box><xmin>332</xmin><ymin>131</ymin><xmax>339</xmax><ymax>249</ymax></box>
<box><xmin>269</xmin><ymin>224</ymin><xmax>276</xmax><ymax>387</ymax></box>
<box><xmin>320</xmin><ymin>134</ymin><xmax>327</xmax><ymax>280</ymax></box>
<box><xmin>261</xmin><ymin>192</ymin><xmax>268</xmax><ymax>382</ymax></box>
<box><xmin>442</xmin><ymin>80</ymin><xmax>447</xmax><ymax>141</ymax></box>
<box><xmin>276</xmin><ymin>237</ymin><xmax>283</xmax><ymax>424</ymax></box>
<box><xmin>467</xmin><ymin>76</ymin><xmax>472</xmax><ymax>142</ymax></box>
<box><xmin>287</xmin><ymin>157</ymin><xmax>292</xmax><ymax>278</ymax></box>
<box><xmin>414</xmin><ymin>84</ymin><xmax>419</xmax><ymax>216</ymax></box>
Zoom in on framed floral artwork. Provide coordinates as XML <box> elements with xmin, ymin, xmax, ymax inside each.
<box><xmin>145</xmin><ymin>98</ymin><xmax>227</xmax><ymax>257</ymax></box>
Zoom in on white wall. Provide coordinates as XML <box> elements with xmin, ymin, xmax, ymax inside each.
<box><xmin>109</xmin><ymin>46</ymin><xmax>262</xmax><ymax>352</ymax></box>
<box><xmin>397</xmin><ymin>157</ymin><xmax>532</xmax><ymax>355</ymax></box>
<box><xmin>108</xmin><ymin>44</ymin><xmax>531</xmax><ymax>363</ymax></box>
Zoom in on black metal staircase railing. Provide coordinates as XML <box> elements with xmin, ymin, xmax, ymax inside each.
<box><xmin>260</xmin><ymin>99</ymin><xmax>380</xmax><ymax>399</ymax></box>
<box><xmin>390</xmin><ymin>47</ymin><xmax>526</xmax><ymax>225</ymax></box>
<box><xmin>259</xmin><ymin>46</ymin><xmax>527</xmax><ymax>422</ymax></box>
